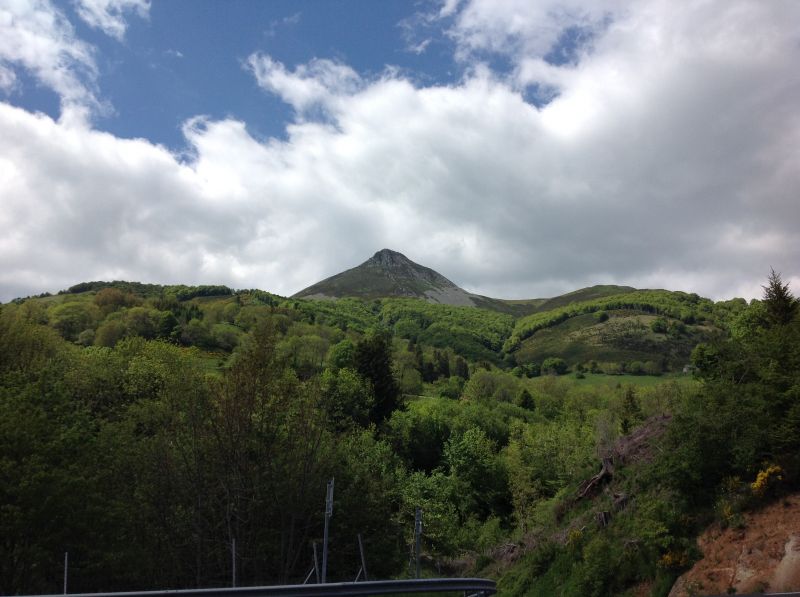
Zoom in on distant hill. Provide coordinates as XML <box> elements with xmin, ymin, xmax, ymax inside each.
<box><xmin>293</xmin><ymin>249</ymin><xmax>483</xmax><ymax>307</ymax></box>
<box><xmin>9</xmin><ymin>251</ymin><xmax>734</xmax><ymax>371</ymax></box>
<box><xmin>529</xmin><ymin>284</ymin><xmax>635</xmax><ymax>312</ymax></box>
<box><xmin>293</xmin><ymin>249</ymin><xmax>639</xmax><ymax>317</ymax></box>
<box><xmin>503</xmin><ymin>288</ymin><xmax>724</xmax><ymax>370</ymax></box>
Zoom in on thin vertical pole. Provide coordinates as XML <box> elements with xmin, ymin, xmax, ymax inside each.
<box><xmin>357</xmin><ymin>534</ymin><xmax>368</xmax><ymax>582</ymax></box>
<box><xmin>312</xmin><ymin>542</ymin><xmax>320</xmax><ymax>583</ymax></box>
<box><xmin>63</xmin><ymin>552</ymin><xmax>68</xmax><ymax>595</ymax></box>
<box><xmin>231</xmin><ymin>538</ymin><xmax>236</xmax><ymax>588</ymax></box>
<box><xmin>414</xmin><ymin>508</ymin><xmax>422</xmax><ymax>579</ymax></box>
<box><xmin>321</xmin><ymin>478</ymin><xmax>334</xmax><ymax>583</ymax></box>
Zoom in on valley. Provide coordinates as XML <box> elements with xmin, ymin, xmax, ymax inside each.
<box><xmin>1</xmin><ymin>253</ymin><xmax>797</xmax><ymax>597</ymax></box>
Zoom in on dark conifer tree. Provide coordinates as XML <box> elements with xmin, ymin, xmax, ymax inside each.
<box><xmin>454</xmin><ymin>356</ymin><xmax>469</xmax><ymax>380</ymax></box>
<box><xmin>763</xmin><ymin>268</ymin><xmax>797</xmax><ymax>325</ymax></box>
<box><xmin>434</xmin><ymin>349</ymin><xmax>450</xmax><ymax>378</ymax></box>
<box><xmin>355</xmin><ymin>330</ymin><xmax>401</xmax><ymax>425</ymax></box>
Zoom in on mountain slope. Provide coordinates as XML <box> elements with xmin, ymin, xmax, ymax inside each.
<box><xmin>529</xmin><ymin>284</ymin><xmax>635</xmax><ymax>313</ymax></box>
<box><xmin>294</xmin><ymin>250</ymin><xmax>639</xmax><ymax>316</ymax></box>
<box><xmin>293</xmin><ymin>249</ymin><xmax>481</xmax><ymax>306</ymax></box>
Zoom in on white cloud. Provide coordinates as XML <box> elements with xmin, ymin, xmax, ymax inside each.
<box><xmin>0</xmin><ymin>63</ymin><xmax>16</xmax><ymax>91</ymax></box>
<box><xmin>264</xmin><ymin>12</ymin><xmax>301</xmax><ymax>38</ymax></box>
<box><xmin>0</xmin><ymin>0</ymin><xmax>147</xmax><ymax>125</ymax></box>
<box><xmin>0</xmin><ymin>0</ymin><xmax>98</xmax><ymax>118</ymax></box>
<box><xmin>246</xmin><ymin>54</ymin><xmax>363</xmax><ymax>114</ymax></box>
<box><xmin>1</xmin><ymin>0</ymin><xmax>799</xmax><ymax>303</ymax></box>
<box><xmin>408</xmin><ymin>38</ymin><xmax>431</xmax><ymax>55</ymax></box>
<box><xmin>447</xmin><ymin>0</ymin><xmax>619</xmax><ymax>62</ymax></box>
<box><xmin>73</xmin><ymin>0</ymin><xmax>149</xmax><ymax>40</ymax></box>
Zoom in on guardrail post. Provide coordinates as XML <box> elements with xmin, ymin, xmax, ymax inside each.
<box><xmin>63</xmin><ymin>552</ymin><xmax>68</xmax><ymax>595</ymax></box>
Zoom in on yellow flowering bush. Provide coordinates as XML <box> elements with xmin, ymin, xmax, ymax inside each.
<box><xmin>658</xmin><ymin>550</ymin><xmax>689</xmax><ymax>570</ymax></box>
<box><xmin>751</xmin><ymin>464</ymin><xmax>783</xmax><ymax>497</ymax></box>
<box><xmin>566</xmin><ymin>527</ymin><xmax>583</xmax><ymax>546</ymax></box>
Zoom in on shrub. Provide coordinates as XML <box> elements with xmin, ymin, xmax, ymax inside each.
<box><xmin>651</xmin><ymin>318</ymin><xmax>668</xmax><ymax>333</ymax></box>
<box><xmin>541</xmin><ymin>357</ymin><xmax>568</xmax><ymax>375</ymax></box>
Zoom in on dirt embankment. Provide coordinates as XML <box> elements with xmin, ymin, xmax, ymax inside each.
<box><xmin>670</xmin><ymin>493</ymin><xmax>800</xmax><ymax>596</ymax></box>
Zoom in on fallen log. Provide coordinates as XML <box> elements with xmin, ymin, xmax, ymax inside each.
<box><xmin>576</xmin><ymin>457</ymin><xmax>614</xmax><ymax>500</ymax></box>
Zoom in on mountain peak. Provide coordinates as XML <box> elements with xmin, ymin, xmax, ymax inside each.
<box><xmin>367</xmin><ymin>249</ymin><xmax>412</xmax><ymax>268</ymax></box>
<box><xmin>292</xmin><ymin>249</ymin><xmax>479</xmax><ymax>306</ymax></box>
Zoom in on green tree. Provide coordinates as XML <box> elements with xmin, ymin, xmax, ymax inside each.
<box><xmin>326</xmin><ymin>432</ymin><xmax>404</xmax><ymax>580</ymax></box>
<box><xmin>94</xmin><ymin>318</ymin><xmax>127</xmax><ymax>347</ymax></box>
<box><xmin>48</xmin><ymin>301</ymin><xmax>100</xmax><ymax>341</ymax></box>
<box><xmin>515</xmin><ymin>388</ymin><xmax>535</xmax><ymax>410</ymax></box>
<box><xmin>209</xmin><ymin>322</ymin><xmax>335</xmax><ymax>583</ymax></box>
<box><xmin>444</xmin><ymin>427</ymin><xmax>509</xmax><ymax>519</ymax></box>
<box><xmin>620</xmin><ymin>387</ymin><xmax>642</xmax><ymax>434</ymax></box>
<box><xmin>399</xmin><ymin>471</ymin><xmax>459</xmax><ymax>557</ymax></box>
<box><xmin>432</xmin><ymin>375</ymin><xmax>464</xmax><ymax>400</ymax></box>
<box><xmin>321</xmin><ymin>367</ymin><xmax>373</xmax><ymax>430</ymax></box>
<box><xmin>650</xmin><ymin>317</ymin><xmax>668</xmax><ymax>333</ymax></box>
<box><xmin>462</xmin><ymin>369</ymin><xmax>498</xmax><ymax>402</ymax></box>
<box><xmin>157</xmin><ymin>310</ymin><xmax>180</xmax><ymax>340</ymax></box>
<box><xmin>399</xmin><ymin>367</ymin><xmax>423</xmax><ymax>396</ymax></box>
<box><xmin>541</xmin><ymin>357</ymin><xmax>568</xmax><ymax>376</ymax></box>
<box><xmin>454</xmin><ymin>356</ymin><xmax>469</xmax><ymax>379</ymax></box>
<box><xmin>355</xmin><ymin>330</ymin><xmax>401</xmax><ymax>426</ymax></box>
<box><xmin>123</xmin><ymin>306</ymin><xmax>161</xmax><ymax>339</ymax></box>
<box><xmin>434</xmin><ymin>349</ymin><xmax>450</xmax><ymax>378</ymax></box>
<box><xmin>94</xmin><ymin>287</ymin><xmax>138</xmax><ymax>314</ymax></box>
<box><xmin>180</xmin><ymin>318</ymin><xmax>212</xmax><ymax>348</ymax></box>
<box><xmin>763</xmin><ymin>268</ymin><xmax>797</xmax><ymax>325</ymax></box>
<box><xmin>327</xmin><ymin>339</ymin><xmax>356</xmax><ymax>370</ymax></box>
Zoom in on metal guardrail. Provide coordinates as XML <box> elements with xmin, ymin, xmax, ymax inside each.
<box><xmin>31</xmin><ymin>578</ymin><xmax>497</xmax><ymax>597</ymax></box>
<box><xmin>710</xmin><ymin>594</ymin><xmax>800</xmax><ymax>597</ymax></box>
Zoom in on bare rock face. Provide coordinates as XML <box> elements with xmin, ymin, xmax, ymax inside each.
<box><xmin>365</xmin><ymin>248</ymin><xmax>416</xmax><ymax>270</ymax></box>
<box><xmin>293</xmin><ymin>249</ymin><xmax>480</xmax><ymax>306</ymax></box>
<box><xmin>669</xmin><ymin>494</ymin><xmax>800</xmax><ymax>596</ymax></box>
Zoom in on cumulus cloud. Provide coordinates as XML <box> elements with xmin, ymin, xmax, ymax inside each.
<box><xmin>73</xmin><ymin>0</ymin><xmax>149</xmax><ymax>40</ymax></box>
<box><xmin>446</xmin><ymin>0</ymin><xmax>618</xmax><ymax>62</ymax></box>
<box><xmin>1</xmin><ymin>0</ymin><xmax>799</xmax><ymax>303</ymax></box>
<box><xmin>0</xmin><ymin>0</ymin><xmax>98</xmax><ymax>119</ymax></box>
<box><xmin>0</xmin><ymin>0</ymin><xmax>147</xmax><ymax>124</ymax></box>
<box><xmin>0</xmin><ymin>63</ymin><xmax>16</xmax><ymax>91</ymax></box>
<box><xmin>246</xmin><ymin>54</ymin><xmax>363</xmax><ymax>114</ymax></box>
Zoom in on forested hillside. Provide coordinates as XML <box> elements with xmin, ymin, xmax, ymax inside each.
<box><xmin>1</xmin><ymin>273</ymin><xmax>797</xmax><ymax>596</ymax></box>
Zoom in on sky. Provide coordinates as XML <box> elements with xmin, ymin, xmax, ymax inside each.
<box><xmin>1</xmin><ymin>0</ymin><xmax>799</xmax><ymax>303</ymax></box>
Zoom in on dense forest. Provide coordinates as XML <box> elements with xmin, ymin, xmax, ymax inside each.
<box><xmin>1</xmin><ymin>273</ymin><xmax>798</xmax><ymax>596</ymax></box>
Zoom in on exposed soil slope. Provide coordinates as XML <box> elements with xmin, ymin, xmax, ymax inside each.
<box><xmin>670</xmin><ymin>494</ymin><xmax>800</xmax><ymax>596</ymax></box>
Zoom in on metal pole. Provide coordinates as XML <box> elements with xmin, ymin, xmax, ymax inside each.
<box><xmin>321</xmin><ymin>478</ymin><xmax>334</xmax><ymax>583</ymax></box>
<box><xmin>312</xmin><ymin>542</ymin><xmax>320</xmax><ymax>583</ymax></box>
<box><xmin>63</xmin><ymin>552</ymin><xmax>68</xmax><ymax>595</ymax></box>
<box><xmin>303</xmin><ymin>567</ymin><xmax>315</xmax><ymax>585</ymax></box>
<box><xmin>414</xmin><ymin>508</ymin><xmax>422</xmax><ymax>579</ymax></box>
<box><xmin>357</xmin><ymin>534</ymin><xmax>368</xmax><ymax>582</ymax></box>
<box><xmin>231</xmin><ymin>538</ymin><xmax>236</xmax><ymax>588</ymax></box>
